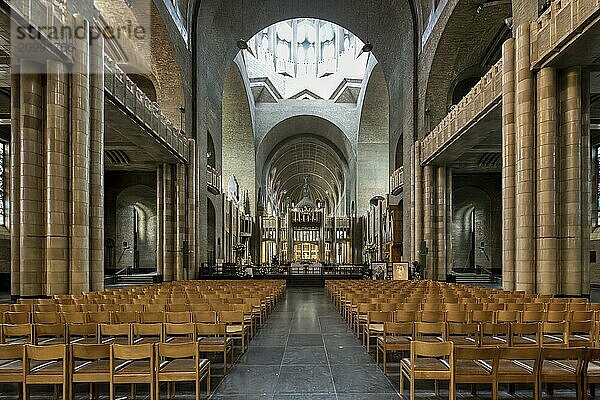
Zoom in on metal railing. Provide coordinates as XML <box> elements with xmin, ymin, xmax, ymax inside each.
<box><xmin>531</xmin><ymin>0</ymin><xmax>600</xmax><ymax>68</ymax></box>
<box><xmin>420</xmin><ymin>59</ymin><xmax>503</xmax><ymax>163</ymax></box>
<box><xmin>104</xmin><ymin>55</ymin><xmax>189</xmax><ymax>163</ymax></box>
<box><xmin>390</xmin><ymin>167</ymin><xmax>404</xmax><ymax>194</ymax></box>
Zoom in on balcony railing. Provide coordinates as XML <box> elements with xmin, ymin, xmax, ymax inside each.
<box><xmin>104</xmin><ymin>55</ymin><xmax>189</xmax><ymax>163</ymax></box>
<box><xmin>390</xmin><ymin>167</ymin><xmax>404</xmax><ymax>195</ymax></box>
<box><xmin>421</xmin><ymin>59</ymin><xmax>503</xmax><ymax>164</ymax></box>
<box><xmin>531</xmin><ymin>0</ymin><xmax>600</xmax><ymax>69</ymax></box>
<box><xmin>207</xmin><ymin>165</ymin><xmax>221</xmax><ymax>193</ymax></box>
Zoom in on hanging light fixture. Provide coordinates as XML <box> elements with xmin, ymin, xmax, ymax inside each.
<box><xmin>236</xmin><ymin>0</ymin><xmax>255</xmax><ymax>57</ymax></box>
<box><xmin>356</xmin><ymin>0</ymin><xmax>374</xmax><ymax>60</ymax></box>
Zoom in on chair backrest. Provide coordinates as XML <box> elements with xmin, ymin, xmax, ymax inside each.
<box><xmin>111</xmin><ymin>343</ymin><xmax>153</xmax><ymax>363</ymax></box>
<box><xmin>510</xmin><ymin>322</ymin><xmax>541</xmax><ymax>346</ymax></box>
<box><xmin>33</xmin><ymin>323</ymin><xmax>66</xmax><ymax>344</ymax></box>
<box><xmin>367</xmin><ymin>311</ymin><xmax>393</xmax><ymax>324</ymax></box>
<box><xmin>495</xmin><ymin>310</ymin><xmax>519</xmax><ymax>323</ymax></box>
<box><xmin>112</xmin><ymin>311</ymin><xmax>139</xmax><ymax>324</ymax></box>
<box><xmin>471</xmin><ymin>310</ymin><xmax>494</xmax><ymax>323</ymax></box>
<box><xmin>66</xmin><ymin>323</ymin><xmax>97</xmax><ymax>343</ymax></box>
<box><xmin>87</xmin><ymin>311</ymin><xmax>111</xmax><ymax>324</ymax></box>
<box><xmin>454</xmin><ymin>346</ymin><xmax>498</xmax><ymax>375</ymax></box>
<box><xmin>98</xmin><ymin>323</ymin><xmax>131</xmax><ymax>344</ymax></box>
<box><xmin>2</xmin><ymin>323</ymin><xmax>33</xmax><ymax>343</ymax></box>
<box><xmin>195</xmin><ymin>322</ymin><xmax>227</xmax><ymax>337</ymax></box>
<box><xmin>414</xmin><ymin>321</ymin><xmax>446</xmax><ymax>340</ymax></box>
<box><xmin>394</xmin><ymin>310</ymin><xmax>417</xmax><ymax>323</ymax></box>
<box><xmin>192</xmin><ymin>311</ymin><xmax>217</xmax><ymax>323</ymax></box>
<box><xmin>165</xmin><ymin>311</ymin><xmax>191</xmax><ymax>324</ymax></box>
<box><xmin>71</xmin><ymin>343</ymin><xmax>110</xmax><ymax>361</ymax></box>
<box><xmin>4</xmin><ymin>312</ymin><xmax>30</xmax><ymax>325</ymax></box>
<box><xmin>410</xmin><ymin>340</ymin><xmax>453</xmax><ymax>368</ymax></box>
<box><xmin>163</xmin><ymin>322</ymin><xmax>196</xmax><ymax>341</ymax></box>
<box><xmin>132</xmin><ymin>323</ymin><xmax>163</xmax><ymax>342</ymax></box>
<box><xmin>156</xmin><ymin>341</ymin><xmax>197</xmax><ymax>360</ymax></box>
<box><xmin>445</xmin><ymin>311</ymin><xmax>468</xmax><ymax>323</ymax></box>
<box><xmin>419</xmin><ymin>311</ymin><xmax>444</xmax><ymax>323</ymax></box>
<box><xmin>218</xmin><ymin>311</ymin><xmax>244</xmax><ymax>324</ymax></box>
<box><xmin>384</xmin><ymin>322</ymin><xmax>413</xmax><ymax>336</ymax></box>
<box><xmin>32</xmin><ymin>312</ymin><xmax>60</xmax><ymax>324</ymax></box>
<box><xmin>139</xmin><ymin>311</ymin><xmax>165</xmax><ymax>324</ymax></box>
<box><xmin>521</xmin><ymin>310</ymin><xmax>544</xmax><ymax>323</ymax></box>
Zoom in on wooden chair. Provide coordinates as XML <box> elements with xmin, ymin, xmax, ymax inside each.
<box><xmin>394</xmin><ymin>310</ymin><xmax>417</xmax><ymax>323</ymax></box>
<box><xmin>110</xmin><ymin>343</ymin><xmax>155</xmax><ymax>400</ymax></box>
<box><xmin>218</xmin><ymin>311</ymin><xmax>249</xmax><ymax>353</ymax></box>
<box><xmin>363</xmin><ymin>311</ymin><xmax>393</xmax><ymax>352</ymax></box>
<box><xmin>132</xmin><ymin>323</ymin><xmax>163</xmax><ymax>344</ymax></box>
<box><xmin>454</xmin><ymin>346</ymin><xmax>498</xmax><ymax>400</ymax></box>
<box><xmin>480</xmin><ymin>322</ymin><xmax>510</xmax><ymax>347</ymax></box>
<box><xmin>541</xmin><ymin>321</ymin><xmax>569</xmax><ymax>347</ymax></box>
<box><xmin>540</xmin><ymin>347</ymin><xmax>585</xmax><ymax>400</ymax></box>
<box><xmin>376</xmin><ymin>321</ymin><xmax>412</xmax><ymax>374</ymax></box>
<box><xmin>23</xmin><ymin>344</ymin><xmax>68</xmax><ymax>400</ymax></box>
<box><xmin>155</xmin><ymin>342</ymin><xmax>210</xmax><ymax>400</ymax></box>
<box><xmin>510</xmin><ymin>322</ymin><xmax>541</xmax><ymax>347</ymax></box>
<box><xmin>66</xmin><ymin>323</ymin><xmax>98</xmax><ymax>344</ymax></box>
<box><xmin>446</xmin><ymin>322</ymin><xmax>479</xmax><ymax>347</ymax></box>
<box><xmin>32</xmin><ymin>312</ymin><xmax>61</xmax><ymax>325</ymax></box>
<box><xmin>33</xmin><ymin>323</ymin><xmax>67</xmax><ymax>345</ymax></box>
<box><xmin>0</xmin><ymin>343</ymin><xmax>25</xmax><ymax>396</ymax></box>
<box><xmin>584</xmin><ymin>348</ymin><xmax>600</xmax><ymax>399</ymax></box>
<box><xmin>140</xmin><ymin>311</ymin><xmax>165</xmax><ymax>324</ymax></box>
<box><xmin>569</xmin><ymin>321</ymin><xmax>595</xmax><ymax>347</ymax></box>
<box><xmin>413</xmin><ymin>321</ymin><xmax>446</xmax><ymax>343</ymax></box>
<box><xmin>196</xmin><ymin>323</ymin><xmax>234</xmax><ymax>376</ymax></box>
<box><xmin>164</xmin><ymin>311</ymin><xmax>191</xmax><ymax>324</ymax></box>
<box><xmin>2</xmin><ymin>323</ymin><xmax>33</xmax><ymax>344</ymax></box>
<box><xmin>496</xmin><ymin>347</ymin><xmax>540</xmax><ymax>400</ymax></box>
<box><xmin>98</xmin><ymin>323</ymin><xmax>132</xmax><ymax>345</ymax></box>
<box><xmin>70</xmin><ymin>343</ymin><xmax>111</xmax><ymax>400</ymax></box>
<box><xmin>163</xmin><ymin>322</ymin><xmax>196</xmax><ymax>343</ymax></box>
<box><xmin>400</xmin><ymin>340</ymin><xmax>454</xmax><ymax>400</ymax></box>
<box><xmin>112</xmin><ymin>311</ymin><xmax>139</xmax><ymax>324</ymax></box>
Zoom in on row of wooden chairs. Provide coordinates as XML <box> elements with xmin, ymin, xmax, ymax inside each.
<box><xmin>0</xmin><ymin>322</ymin><xmax>236</xmax><ymax>374</ymax></box>
<box><xmin>353</xmin><ymin>309</ymin><xmax>600</xmax><ymax>334</ymax></box>
<box><xmin>375</xmin><ymin>320</ymin><xmax>600</xmax><ymax>373</ymax></box>
<box><xmin>400</xmin><ymin>341</ymin><xmax>600</xmax><ymax>400</ymax></box>
<box><xmin>0</xmin><ymin>342</ymin><xmax>211</xmax><ymax>400</ymax></box>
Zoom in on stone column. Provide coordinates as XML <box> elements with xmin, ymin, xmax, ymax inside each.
<box><xmin>89</xmin><ymin>30</ymin><xmax>105</xmax><ymax>292</ymax></box>
<box><xmin>156</xmin><ymin>166</ymin><xmax>164</xmax><ymax>278</ymax></box>
<box><xmin>423</xmin><ymin>165</ymin><xmax>435</xmax><ymax>279</ymax></box>
<box><xmin>436</xmin><ymin>166</ymin><xmax>447</xmax><ymax>281</ymax></box>
<box><xmin>10</xmin><ymin>66</ymin><xmax>20</xmax><ymax>299</ymax></box>
<box><xmin>70</xmin><ymin>14</ymin><xmax>91</xmax><ymax>293</ymax></box>
<box><xmin>446</xmin><ymin>168</ymin><xmax>453</xmax><ymax>275</ymax></box>
<box><xmin>502</xmin><ymin>38</ymin><xmax>516</xmax><ymax>291</ymax></box>
<box><xmin>19</xmin><ymin>60</ymin><xmax>44</xmax><ymax>296</ymax></box>
<box><xmin>535</xmin><ymin>67</ymin><xmax>558</xmax><ymax>295</ymax></box>
<box><xmin>175</xmin><ymin>163</ymin><xmax>186</xmax><ymax>281</ymax></box>
<box><xmin>410</xmin><ymin>143</ymin><xmax>416</xmax><ymax>262</ymax></box>
<box><xmin>413</xmin><ymin>141</ymin><xmax>423</xmax><ymax>265</ymax></box>
<box><xmin>162</xmin><ymin>164</ymin><xmax>174</xmax><ymax>281</ymax></box>
<box><xmin>560</xmin><ymin>68</ymin><xmax>584</xmax><ymax>295</ymax></box>
<box><xmin>514</xmin><ymin>24</ymin><xmax>535</xmax><ymax>293</ymax></box>
<box><xmin>187</xmin><ymin>140</ymin><xmax>197</xmax><ymax>279</ymax></box>
<box><xmin>581</xmin><ymin>71</ymin><xmax>591</xmax><ymax>296</ymax></box>
<box><xmin>45</xmin><ymin>59</ymin><xmax>70</xmax><ymax>295</ymax></box>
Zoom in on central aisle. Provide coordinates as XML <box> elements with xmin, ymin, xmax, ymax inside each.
<box><xmin>210</xmin><ymin>287</ymin><xmax>400</xmax><ymax>399</ymax></box>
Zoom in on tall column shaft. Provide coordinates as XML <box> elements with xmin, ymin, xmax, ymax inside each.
<box><xmin>89</xmin><ymin>32</ymin><xmax>105</xmax><ymax>291</ymax></box>
<box><xmin>423</xmin><ymin>165</ymin><xmax>435</xmax><ymax>278</ymax></box>
<box><xmin>535</xmin><ymin>67</ymin><xmax>558</xmax><ymax>295</ymax></box>
<box><xmin>156</xmin><ymin>166</ymin><xmax>164</xmax><ymax>278</ymax></box>
<box><xmin>19</xmin><ymin>60</ymin><xmax>44</xmax><ymax>296</ymax></box>
<box><xmin>10</xmin><ymin>66</ymin><xmax>21</xmax><ymax>298</ymax></box>
<box><xmin>410</xmin><ymin>143</ymin><xmax>416</xmax><ymax>262</ymax></box>
<box><xmin>581</xmin><ymin>71</ymin><xmax>591</xmax><ymax>296</ymax></box>
<box><xmin>560</xmin><ymin>68</ymin><xmax>584</xmax><ymax>295</ymax></box>
<box><xmin>436</xmin><ymin>166</ymin><xmax>447</xmax><ymax>280</ymax></box>
<box><xmin>514</xmin><ymin>23</ymin><xmax>535</xmax><ymax>293</ymax></box>
<box><xmin>70</xmin><ymin>14</ymin><xmax>91</xmax><ymax>293</ymax></box>
<box><xmin>175</xmin><ymin>163</ymin><xmax>186</xmax><ymax>280</ymax></box>
<box><xmin>502</xmin><ymin>38</ymin><xmax>516</xmax><ymax>291</ymax></box>
<box><xmin>187</xmin><ymin>140</ymin><xmax>197</xmax><ymax>279</ymax></box>
<box><xmin>413</xmin><ymin>141</ymin><xmax>423</xmax><ymax>265</ymax></box>
<box><xmin>162</xmin><ymin>164</ymin><xmax>174</xmax><ymax>281</ymax></box>
<box><xmin>45</xmin><ymin>60</ymin><xmax>70</xmax><ymax>295</ymax></box>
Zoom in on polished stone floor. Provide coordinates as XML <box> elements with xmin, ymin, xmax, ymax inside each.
<box><xmin>210</xmin><ymin>287</ymin><xmax>399</xmax><ymax>399</ymax></box>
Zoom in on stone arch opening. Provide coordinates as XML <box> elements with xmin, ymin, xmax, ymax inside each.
<box><xmin>115</xmin><ymin>185</ymin><xmax>157</xmax><ymax>273</ymax></box>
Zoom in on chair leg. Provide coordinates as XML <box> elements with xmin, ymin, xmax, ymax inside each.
<box><xmin>207</xmin><ymin>368</ymin><xmax>211</xmax><ymax>399</ymax></box>
<box><xmin>435</xmin><ymin>380</ymin><xmax>440</xmax><ymax>396</ymax></box>
<box><xmin>410</xmin><ymin>376</ymin><xmax>415</xmax><ymax>400</ymax></box>
<box><xmin>223</xmin><ymin>349</ymin><xmax>227</xmax><ymax>375</ymax></box>
<box><xmin>449</xmin><ymin>378</ymin><xmax>455</xmax><ymax>400</ymax></box>
<box><xmin>492</xmin><ymin>382</ymin><xmax>498</xmax><ymax>400</ymax></box>
<box><xmin>23</xmin><ymin>384</ymin><xmax>29</xmax><ymax>400</ymax></box>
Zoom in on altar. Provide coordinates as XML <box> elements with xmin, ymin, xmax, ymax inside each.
<box><xmin>290</xmin><ymin>262</ymin><xmax>323</xmax><ymax>275</ymax></box>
